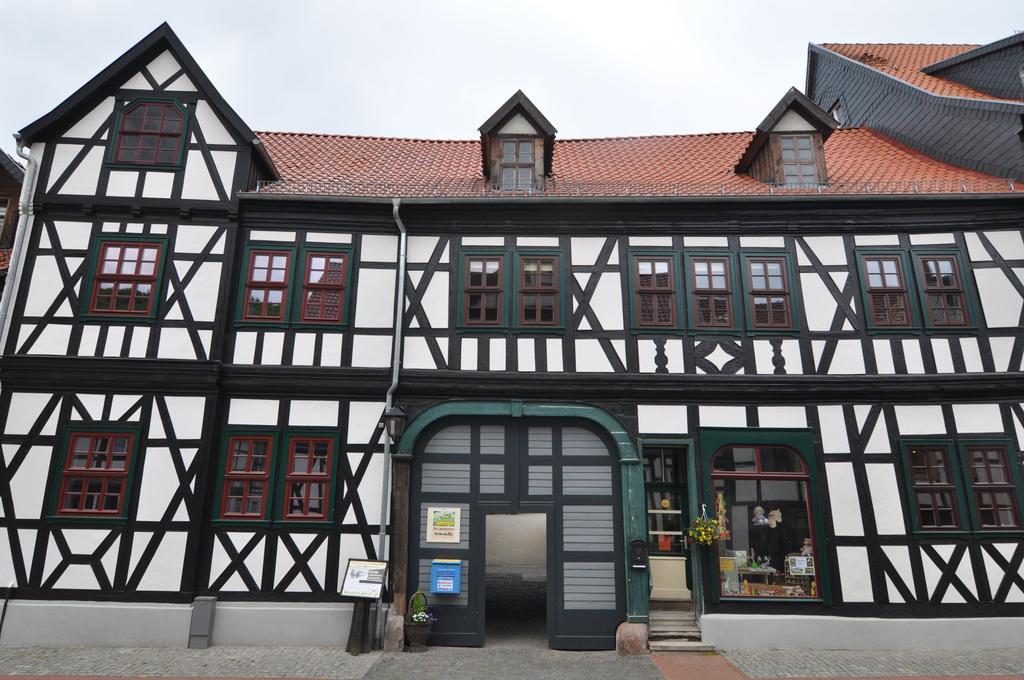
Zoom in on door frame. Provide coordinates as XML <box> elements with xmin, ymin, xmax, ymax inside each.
<box><xmin>395</xmin><ymin>400</ymin><xmax>650</xmax><ymax>625</ymax></box>
<box><xmin>638</xmin><ymin>438</ymin><xmax>695</xmax><ymax>603</ymax></box>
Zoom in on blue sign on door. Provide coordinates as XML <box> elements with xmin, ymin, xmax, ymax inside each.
<box><xmin>430</xmin><ymin>559</ymin><xmax>462</xmax><ymax>595</ymax></box>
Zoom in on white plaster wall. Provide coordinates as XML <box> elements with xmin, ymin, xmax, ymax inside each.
<box><xmin>637</xmin><ymin>404</ymin><xmax>687</xmax><ymax>434</ymax></box>
<box><xmin>228</xmin><ymin>399</ymin><xmax>279</xmax><ymax>426</ymax></box>
<box><xmin>355</xmin><ymin>270</ymin><xmax>396</xmax><ymax>327</ymax></box>
<box><xmin>826</xmin><ymin>462</ymin><xmax>864</xmax><ymax>536</ymax></box>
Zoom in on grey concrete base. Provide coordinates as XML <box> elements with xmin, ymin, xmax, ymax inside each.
<box><xmin>701</xmin><ymin>613</ymin><xmax>1024</xmax><ymax>650</ymax></box>
<box><xmin>211</xmin><ymin>601</ymin><xmax>354</xmax><ymax>646</ymax></box>
<box><xmin>0</xmin><ymin>600</ymin><xmax>191</xmax><ymax>647</ymax></box>
<box><xmin>383</xmin><ymin>612</ymin><xmax>405</xmax><ymax>652</ymax></box>
<box><xmin>615</xmin><ymin>622</ymin><xmax>649</xmax><ymax>655</ymax></box>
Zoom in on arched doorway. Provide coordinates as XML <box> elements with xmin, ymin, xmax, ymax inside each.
<box><xmin>395</xmin><ymin>401</ymin><xmax>648</xmax><ymax>650</ymax></box>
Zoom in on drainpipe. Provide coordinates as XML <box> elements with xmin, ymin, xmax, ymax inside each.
<box><xmin>0</xmin><ymin>136</ymin><xmax>40</xmax><ymax>351</ymax></box>
<box><xmin>374</xmin><ymin>198</ymin><xmax>408</xmax><ymax>644</ymax></box>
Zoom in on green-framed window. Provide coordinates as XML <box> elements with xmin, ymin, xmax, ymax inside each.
<box><xmin>48</xmin><ymin>425</ymin><xmax>144</xmax><ymax>523</ymax></box>
<box><xmin>80</xmin><ymin>235</ymin><xmax>169</xmax><ymax>321</ymax></box>
<box><xmin>214</xmin><ymin>428</ymin><xmax>342</xmax><ymax>525</ymax></box>
<box><xmin>740</xmin><ymin>251</ymin><xmax>800</xmax><ymax>334</ymax></box>
<box><xmin>682</xmin><ymin>251</ymin><xmax>742</xmax><ymax>333</ymax></box>
<box><xmin>700</xmin><ymin>427</ymin><xmax>831</xmax><ymax>604</ymax></box>
<box><xmin>456</xmin><ymin>247</ymin><xmax>566</xmax><ymax>331</ymax></box>
<box><xmin>855</xmin><ymin>247</ymin><xmax>977</xmax><ymax>333</ymax></box>
<box><xmin>855</xmin><ymin>249</ymin><xmax>920</xmax><ymax>331</ymax></box>
<box><xmin>909</xmin><ymin>248</ymin><xmax>977</xmax><ymax>331</ymax></box>
<box><xmin>106</xmin><ymin>98</ymin><xmax>190</xmax><ymax>170</ymax></box>
<box><xmin>898</xmin><ymin>438</ymin><xmax>1024</xmax><ymax>536</ymax></box>
<box><xmin>235</xmin><ymin>243</ymin><xmax>354</xmax><ymax>329</ymax></box>
<box><xmin>627</xmin><ymin>250</ymin><xmax>685</xmax><ymax>332</ymax></box>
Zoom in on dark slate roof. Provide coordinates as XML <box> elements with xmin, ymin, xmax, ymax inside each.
<box><xmin>0</xmin><ymin>151</ymin><xmax>24</xmax><ymax>183</ymax></box>
<box><xmin>819</xmin><ymin>43</ymin><xmax>1023</xmax><ymax>103</ymax></box>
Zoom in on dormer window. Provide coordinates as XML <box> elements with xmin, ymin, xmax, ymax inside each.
<box><xmin>111</xmin><ymin>100</ymin><xmax>188</xmax><ymax>167</ymax></box>
<box><xmin>479</xmin><ymin>90</ymin><xmax>557</xmax><ymax>193</ymax></box>
<box><xmin>500</xmin><ymin>139</ymin><xmax>535</xmax><ymax>190</ymax></box>
<box><xmin>735</xmin><ymin>88</ymin><xmax>836</xmax><ymax>188</ymax></box>
<box><xmin>779</xmin><ymin>134</ymin><xmax>819</xmax><ymax>185</ymax></box>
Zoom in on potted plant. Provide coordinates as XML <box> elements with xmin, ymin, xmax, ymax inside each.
<box><xmin>404</xmin><ymin>590</ymin><xmax>435</xmax><ymax>652</ymax></box>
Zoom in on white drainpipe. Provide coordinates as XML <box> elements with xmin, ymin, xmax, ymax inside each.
<box><xmin>375</xmin><ymin>198</ymin><xmax>408</xmax><ymax>644</ymax></box>
<box><xmin>0</xmin><ymin>136</ymin><xmax>40</xmax><ymax>354</ymax></box>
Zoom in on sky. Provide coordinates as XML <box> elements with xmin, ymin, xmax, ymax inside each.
<box><xmin>2</xmin><ymin>0</ymin><xmax>1024</xmax><ymax>159</ymax></box>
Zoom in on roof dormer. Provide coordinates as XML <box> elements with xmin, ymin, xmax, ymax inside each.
<box><xmin>736</xmin><ymin>87</ymin><xmax>837</xmax><ymax>186</ymax></box>
<box><xmin>478</xmin><ymin>90</ymin><xmax>556</xmax><ymax>192</ymax></box>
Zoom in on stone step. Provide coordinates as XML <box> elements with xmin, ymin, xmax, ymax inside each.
<box><xmin>650</xmin><ymin>626</ymin><xmax>701</xmax><ymax>635</ymax></box>
<box><xmin>649</xmin><ymin>639</ymin><xmax>716</xmax><ymax>653</ymax></box>
<box><xmin>647</xmin><ymin>614</ymin><xmax>696</xmax><ymax>622</ymax></box>
<box><xmin>647</xmin><ymin>630</ymin><xmax>704</xmax><ymax>639</ymax></box>
<box><xmin>649</xmin><ymin>613</ymin><xmax>697</xmax><ymax>621</ymax></box>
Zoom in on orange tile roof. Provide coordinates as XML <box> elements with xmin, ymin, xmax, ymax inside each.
<box><xmin>254</xmin><ymin>128</ymin><xmax>1016</xmax><ymax>198</ymax></box>
<box><xmin>0</xmin><ymin>249</ymin><xmax>11</xmax><ymax>270</ymax></box>
<box><xmin>820</xmin><ymin>43</ymin><xmax>1023</xmax><ymax>102</ymax></box>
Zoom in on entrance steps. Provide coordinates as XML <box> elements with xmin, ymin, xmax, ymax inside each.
<box><xmin>648</xmin><ymin>609</ymin><xmax>715</xmax><ymax>653</ymax></box>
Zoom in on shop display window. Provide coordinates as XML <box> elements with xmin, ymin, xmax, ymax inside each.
<box><xmin>711</xmin><ymin>445</ymin><xmax>819</xmax><ymax>599</ymax></box>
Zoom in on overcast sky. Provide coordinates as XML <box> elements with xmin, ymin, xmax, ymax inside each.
<box><xmin>2</xmin><ymin>1</ymin><xmax>1023</xmax><ymax>159</ymax></box>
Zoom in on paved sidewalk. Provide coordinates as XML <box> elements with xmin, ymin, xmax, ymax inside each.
<box><xmin>0</xmin><ymin>646</ymin><xmax>380</xmax><ymax>679</ymax></box>
<box><xmin>3</xmin><ymin>645</ymin><xmax>1024</xmax><ymax>679</ymax></box>
<box><xmin>723</xmin><ymin>649</ymin><xmax>1024</xmax><ymax>678</ymax></box>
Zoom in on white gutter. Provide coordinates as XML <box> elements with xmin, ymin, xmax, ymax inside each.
<box><xmin>0</xmin><ymin>136</ymin><xmax>40</xmax><ymax>353</ymax></box>
<box><xmin>374</xmin><ymin>198</ymin><xmax>407</xmax><ymax>645</ymax></box>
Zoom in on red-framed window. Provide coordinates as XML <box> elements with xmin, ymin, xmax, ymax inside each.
<box><xmin>907</xmin><ymin>445</ymin><xmax>961</xmax><ymax>530</ymax></box>
<box><xmin>283</xmin><ymin>437</ymin><xmax>333</xmax><ymax>520</ymax></box>
<box><xmin>465</xmin><ymin>256</ymin><xmax>503</xmax><ymax>325</ymax></box>
<box><xmin>863</xmin><ymin>256</ymin><xmax>911</xmax><ymax>327</ymax></box>
<box><xmin>747</xmin><ymin>258</ymin><xmax>791</xmax><ymax>328</ymax></box>
<box><xmin>919</xmin><ymin>256</ymin><xmax>967</xmax><ymax>327</ymax></box>
<box><xmin>636</xmin><ymin>257</ymin><xmax>675</xmax><ymax>327</ymax></box>
<box><xmin>220</xmin><ymin>436</ymin><xmax>274</xmax><ymax>519</ymax></box>
<box><xmin>692</xmin><ymin>257</ymin><xmax>732</xmax><ymax>327</ymax></box>
<box><xmin>244</xmin><ymin>250</ymin><xmax>291</xmax><ymax>321</ymax></box>
<box><xmin>89</xmin><ymin>242</ymin><xmax>161</xmax><ymax>315</ymax></box>
<box><xmin>301</xmin><ymin>252</ymin><xmax>347</xmax><ymax>323</ymax></box>
<box><xmin>57</xmin><ymin>433</ymin><xmax>134</xmax><ymax>515</ymax></box>
<box><xmin>520</xmin><ymin>256</ymin><xmax>557</xmax><ymax>326</ymax></box>
<box><xmin>113</xmin><ymin>101</ymin><xmax>186</xmax><ymax>165</ymax></box>
<box><xmin>966</xmin><ymin>445</ymin><xmax>1019</xmax><ymax>529</ymax></box>
<box><xmin>711</xmin><ymin>445</ymin><xmax>820</xmax><ymax>599</ymax></box>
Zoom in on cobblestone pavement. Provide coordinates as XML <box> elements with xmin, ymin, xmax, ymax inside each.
<box><xmin>723</xmin><ymin>648</ymin><xmax>1024</xmax><ymax>678</ymax></box>
<box><xmin>0</xmin><ymin>646</ymin><xmax>380</xmax><ymax>679</ymax></box>
<box><xmin>361</xmin><ymin>646</ymin><xmax>663</xmax><ymax>680</ymax></box>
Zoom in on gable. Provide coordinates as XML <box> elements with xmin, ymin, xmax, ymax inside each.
<box><xmin>771</xmin><ymin>109</ymin><xmax>818</xmax><ymax>134</ymax></box>
<box><xmin>497</xmin><ymin>113</ymin><xmax>540</xmax><ymax>136</ymax></box>
<box><xmin>17</xmin><ymin>23</ymin><xmax>277</xmax><ymax>202</ymax></box>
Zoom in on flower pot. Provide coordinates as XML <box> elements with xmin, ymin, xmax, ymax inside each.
<box><xmin>405</xmin><ymin>620</ymin><xmax>432</xmax><ymax>652</ymax></box>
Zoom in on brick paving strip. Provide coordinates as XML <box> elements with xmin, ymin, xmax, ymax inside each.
<box><xmin>360</xmin><ymin>647</ymin><xmax>664</xmax><ymax>680</ymax></box>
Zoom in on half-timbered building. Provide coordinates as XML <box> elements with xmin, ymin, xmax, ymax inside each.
<box><xmin>1</xmin><ymin>23</ymin><xmax>1023</xmax><ymax>652</ymax></box>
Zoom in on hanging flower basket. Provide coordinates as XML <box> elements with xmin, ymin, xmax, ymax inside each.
<box><xmin>688</xmin><ymin>504</ymin><xmax>724</xmax><ymax>547</ymax></box>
